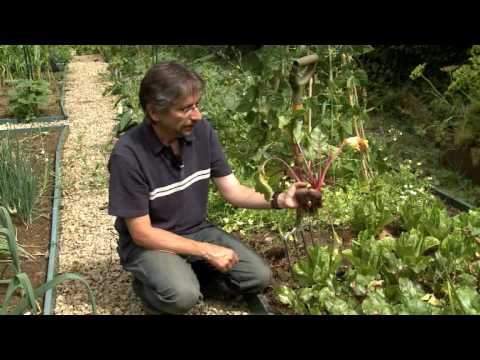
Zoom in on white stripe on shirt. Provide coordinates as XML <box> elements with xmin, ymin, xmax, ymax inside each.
<box><xmin>149</xmin><ymin>168</ymin><xmax>211</xmax><ymax>200</ymax></box>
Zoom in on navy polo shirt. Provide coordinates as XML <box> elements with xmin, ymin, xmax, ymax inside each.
<box><xmin>108</xmin><ymin>117</ymin><xmax>232</xmax><ymax>239</ymax></box>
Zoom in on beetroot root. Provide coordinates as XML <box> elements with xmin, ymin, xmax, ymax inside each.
<box><xmin>295</xmin><ymin>188</ymin><xmax>323</xmax><ymax>213</ymax></box>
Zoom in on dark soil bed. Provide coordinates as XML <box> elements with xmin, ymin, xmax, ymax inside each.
<box><xmin>243</xmin><ymin>193</ymin><xmax>462</xmax><ymax>315</ymax></box>
<box><xmin>442</xmin><ymin>147</ymin><xmax>480</xmax><ymax>186</ymax></box>
<box><xmin>0</xmin><ymin>73</ymin><xmax>63</xmax><ymax>119</ymax></box>
<box><xmin>0</xmin><ymin>128</ymin><xmax>61</xmax><ymax>313</ymax></box>
<box><xmin>244</xmin><ymin>226</ymin><xmax>347</xmax><ymax>315</ymax></box>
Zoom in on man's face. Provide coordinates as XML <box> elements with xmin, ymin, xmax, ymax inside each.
<box><xmin>150</xmin><ymin>93</ymin><xmax>202</xmax><ymax>138</ymax></box>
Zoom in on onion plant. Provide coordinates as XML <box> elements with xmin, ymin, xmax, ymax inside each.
<box><xmin>0</xmin><ymin>132</ymin><xmax>40</xmax><ymax>224</ymax></box>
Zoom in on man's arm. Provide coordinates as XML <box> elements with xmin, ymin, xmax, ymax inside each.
<box><xmin>125</xmin><ymin>215</ymin><xmax>239</xmax><ymax>272</ymax></box>
<box><xmin>213</xmin><ymin>173</ymin><xmax>307</xmax><ymax>209</ymax></box>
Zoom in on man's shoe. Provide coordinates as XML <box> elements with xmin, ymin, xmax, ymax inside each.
<box><xmin>243</xmin><ymin>293</ymin><xmax>275</xmax><ymax>315</ymax></box>
<box><xmin>200</xmin><ymin>277</ymin><xmax>242</xmax><ymax>301</ymax></box>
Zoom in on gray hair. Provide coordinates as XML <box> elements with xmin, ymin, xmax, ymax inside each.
<box><xmin>139</xmin><ymin>61</ymin><xmax>204</xmax><ymax>113</ymax></box>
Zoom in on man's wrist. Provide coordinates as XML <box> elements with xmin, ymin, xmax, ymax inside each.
<box><xmin>270</xmin><ymin>191</ymin><xmax>285</xmax><ymax>209</ymax></box>
<box><xmin>277</xmin><ymin>192</ymin><xmax>286</xmax><ymax>209</ymax></box>
<box><xmin>196</xmin><ymin>241</ymin><xmax>209</xmax><ymax>259</ymax></box>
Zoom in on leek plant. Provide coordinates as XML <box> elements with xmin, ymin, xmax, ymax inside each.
<box><xmin>0</xmin><ymin>207</ymin><xmax>96</xmax><ymax>315</ymax></box>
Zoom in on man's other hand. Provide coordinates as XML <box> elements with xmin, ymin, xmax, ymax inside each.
<box><xmin>201</xmin><ymin>243</ymin><xmax>239</xmax><ymax>272</ymax></box>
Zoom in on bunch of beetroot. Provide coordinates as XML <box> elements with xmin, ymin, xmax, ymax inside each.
<box><xmin>291</xmin><ymin>136</ymin><xmax>369</xmax><ymax>213</ymax></box>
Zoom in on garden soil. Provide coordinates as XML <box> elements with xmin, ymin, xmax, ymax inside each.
<box><xmin>53</xmin><ymin>55</ymin><xmax>249</xmax><ymax>315</ymax></box>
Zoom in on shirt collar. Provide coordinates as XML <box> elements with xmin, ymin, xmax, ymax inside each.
<box><xmin>141</xmin><ymin>117</ymin><xmax>196</xmax><ymax>156</ymax></box>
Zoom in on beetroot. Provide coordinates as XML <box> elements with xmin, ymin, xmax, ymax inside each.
<box><xmin>295</xmin><ymin>188</ymin><xmax>323</xmax><ymax>213</ymax></box>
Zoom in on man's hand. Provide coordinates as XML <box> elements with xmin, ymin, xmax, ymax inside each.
<box><xmin>277</xmin><ymin>182</ymin><xmax>310</xmax><ymax>209</ymax></box>
<box><xmin>200</xmin><ymin>243</ymin><xmax>239</xmax><ymax>273</ymax></box>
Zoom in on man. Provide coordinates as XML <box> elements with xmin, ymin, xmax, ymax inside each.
<box><xmin>108</xmin><ymin>61</ymin><xmax>307</xmax><ymax>314</ymax></box>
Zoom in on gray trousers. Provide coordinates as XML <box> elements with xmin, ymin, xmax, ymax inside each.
<box><xmin>118</xmin><ymin>225</ymin><xmax>272</xmax><ymax>314</ymax></box>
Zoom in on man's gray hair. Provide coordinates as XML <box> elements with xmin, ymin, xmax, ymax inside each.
<box><xmin>139</xmin><ymin>61</ymin><xmax>204</xmax><ymax>113</ymax></box>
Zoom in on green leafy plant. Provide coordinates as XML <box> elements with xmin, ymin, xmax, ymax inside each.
<box><xmin>277</xmin><ymin>244</ymin><xmax>357</xmax><ymax>315</ymax></box>
<box><xmin>399</xmin><ymin>195</ymin><xmax>451</xmax><ymax>241</ymax></box>
<box><xmin>351</xmin><ymin>190</ymin><xmax>395</xmax><ymax>236</ymax></box>
<box><xmin>113</xmin><ymin>105</ymin><xmax>142</xmax><ymax>137</ymax></box>
<box><xmin>7</xmin><ymin>79</ymin><xmax>50</xmax><ymax>122</ymax></box>
<box><xmin>395</xmin><ymin>229</ymin><xmax>440</xmax><ymax>274</ymax></box>
<box><xmin>48</xmin><ymin>46</ymin><xmax>72</xmax><ymax>71</ymax></box>
<box><xmin>448</xmin><ymin>45</ymin><xmax>480</xmax><ymax>101</ymax></box>
<box><xmin>342</xmin><ymin>230</ymin><xmax>386</xmax><ymax>276</ymax></box>
<box><xmin>292</xmin><ymin>244</ymin><xmax>343</xmax><ymax>287</ymax></box>
<box><xmin>399</xmin><ymin>195</ymin><xmax>426</xmax><ymax>231</ymax></box>
<box><xmin>418</xmin><ymin>203</ymin><xmax>452</xmax><ymax>241</ymax></box>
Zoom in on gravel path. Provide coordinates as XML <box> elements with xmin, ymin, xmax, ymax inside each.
<box><xmin>53</xmin><ymin>55</ymin><xmax>249</xmax><ymax>315</ymax></box>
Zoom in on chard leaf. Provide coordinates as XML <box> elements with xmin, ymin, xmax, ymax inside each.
<box><xmin>325</xmin><ymin>298</ymin><xmax>357</xmax><ymax>315</ymax></box>
<box><xmin>362</xmin><ymin>289</ymin><xmax>395</xmax><ymax>315</ymax></box>
<box><xmin>455</xmin><ymin>286</ymin><xmax>480</xmax><ymax>315</ymax></box>
<box><xmin>277</xmin><ymin>285</ymin><xmax>297</xmax><ymax>306</ymax></box>
<box><xmin>298</xmin><ymin>287</ymin><xmax>314</xmax><ymax>303</ymax></box>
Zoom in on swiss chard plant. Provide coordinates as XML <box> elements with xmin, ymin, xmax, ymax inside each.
<box><xmin>351</xmin><ymin>191</ymin><xmax>395</xmax><ymax>236</ymax></box>
<box><xmin>276</xmin><ymin>164</ymin><xmax>480</xmax><ymax>314</ymax></box>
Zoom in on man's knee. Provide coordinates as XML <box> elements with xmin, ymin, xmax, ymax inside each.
<box><xmin>253</xmin><ymin>263</ymin><xmax>272</xmax><ymax>292</ymax></box>
<box><xmin>236</xmin><ymin>263</ymin><xmax>272</xmax><ymax>294</ymax></box>
<box><xmin>168</xmin><ymin>286</ymin><xmax>202</xmax><ymax>314</ymax></box>
<box><xmin>150</xmin><ymin>284</ymin><xmax>202</xmax><ymax>315</ymax></box>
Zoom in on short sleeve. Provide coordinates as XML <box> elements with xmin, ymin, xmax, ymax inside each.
<box><xmin>108</xmin><ymin>152</ymin><xmax>150</xmax><ymax>218</ymax></box>
<box><xmin>207</xmin><ymin>121</ymin><xmax>232</xmax><ymax>178</ymax></box>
